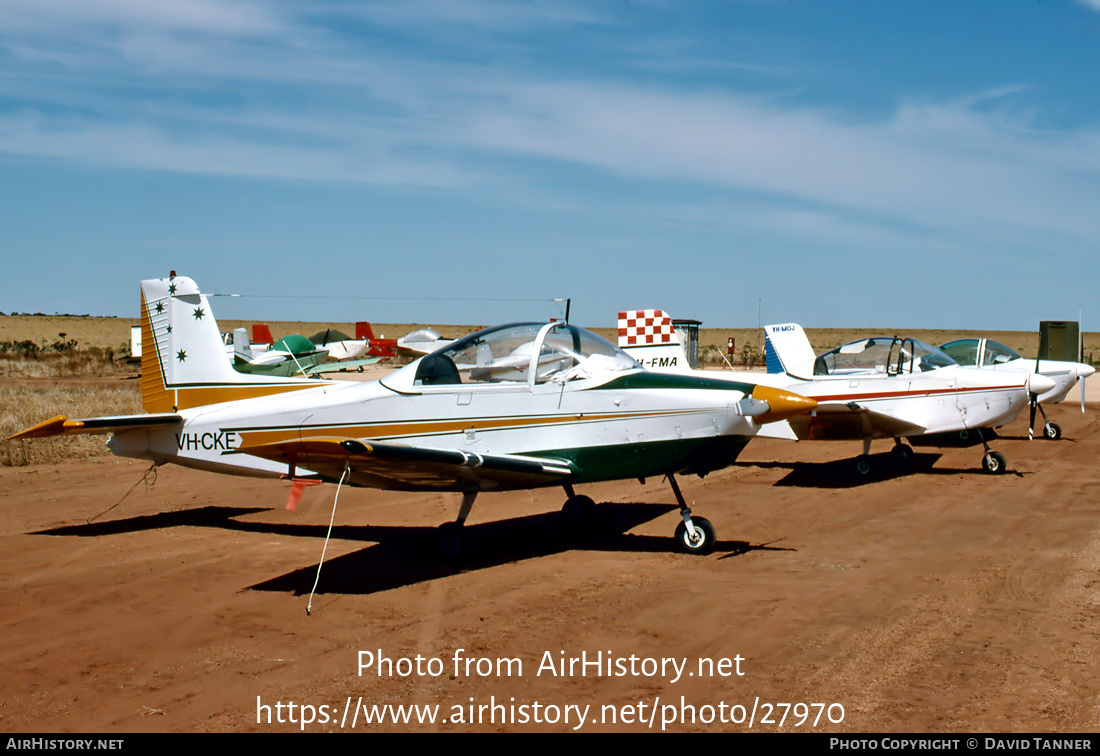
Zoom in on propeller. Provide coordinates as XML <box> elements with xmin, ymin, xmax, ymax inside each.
<box><xmin>1080</xmin><ymin>309</ymin><xmax>1085</xmax><ymax>414</ymax></box>
<box><xmin>1028</xmin><ymin>350</ymin><xmax>1040</xmax><ymax>441</ymax></box>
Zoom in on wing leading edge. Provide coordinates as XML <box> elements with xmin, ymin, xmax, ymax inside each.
<box><xmin>238</xmin><ymin>436</ymin><xmax>576</xmax><ymax>492</ymax></box>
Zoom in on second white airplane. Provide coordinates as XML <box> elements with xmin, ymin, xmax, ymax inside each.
<box><xmin>618</xmin><ymin>310</ymin><xmax>1055</xmax><ymax>476</ymax></box>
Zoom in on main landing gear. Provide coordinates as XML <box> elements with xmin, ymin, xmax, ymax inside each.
<box><xmin>436</xmin><ymin>489</ymin><xmax>477</xmax><ymax>559</ymax></box>
<box><xmin>561</xmin><ymin>484</ymin><xmax>597</xmax><ymax>525</ymax></box>
<box><xmin>435</xmin><ymin>477</ymin><xmax>719</xmax><ymax>558</ymax></box>
<box><xmin>854</xmin><ymin>433</ymin><xmax>1008</xmax><ymax>476</ymax></box>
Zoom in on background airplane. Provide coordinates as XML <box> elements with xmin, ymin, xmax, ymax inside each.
<box><xmin>226</xmin><ymin>327</ymin><xmax>330</xmax><ymax>377</ymax></box>
<box><xmin>617</xmin><ymin>310</ymin><xmax>1054</xmax><ymax>476</ymax></box>
<box><xmin>939</xmin><ymin>337</ymin><xmax>1094</xmax><ymax>440</ymax></box>
<box><xmin>11</xmin><ymin>276</ymin><xmax>816</xmax><ymax>558</ymax></box>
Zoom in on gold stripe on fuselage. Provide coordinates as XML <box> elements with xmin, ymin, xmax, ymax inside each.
<box><xmin>228</xmin><ymin>407</ymin><xmax>712</xmax><ymax>449</ymax></box>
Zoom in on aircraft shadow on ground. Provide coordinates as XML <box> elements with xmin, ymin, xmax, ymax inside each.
<box><xmin>741</xmin><ymin>452</ymin><xmax>947</xmax><ymax>488</ymax></box>
<box><xmin>34</xmin><ymin>502</ymin><xmax>787</xmax><ymax>596</ymax></box>
<box><xmin>742</xmin><ymin>450</ymin><xmax>1032</xmax><ymax>487</ymax></box>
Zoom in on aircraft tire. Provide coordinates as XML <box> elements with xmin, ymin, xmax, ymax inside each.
<box><xmin>1043</xmin><ymin>422</ymin><xmax>1062</xmax><ymax>441</ymax></box>
<box><xmin>891</xmin><ymin>444</ymin><xmax>914</xmax><ymax>465</ymax></box>
<box><xmin>855</xmin><ymin>455</ymin><xmax>873</xmax><ymax>477</ymax></box>
<box><xmin>437</xmin><ymin>522</ymin><xmax>464</xmax><ymax>559</ymax></box>
<box><xmin>561</xmin><ymin>495</ymin><xmax>597</xmax><ymax>526</ymax></box>
<box><xmin>674</xmin><ymin>517</ymin><xmax>716</xmax><ymax>556</ymax></box>
<box><xmin>982</xmin><ymin>451</ymin><xmax>1007</xmax><ymax>475</ymax></box>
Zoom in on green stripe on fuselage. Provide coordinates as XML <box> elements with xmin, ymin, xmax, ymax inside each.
<box><xmin>597</xmin><ymin>372</ymin><xmax>756</xmax><ymax>394</ymax></box>
<box><xmin>525</xmin><ymin>435</ymin><xmax>752</xmax><ymax>484</ymax></box>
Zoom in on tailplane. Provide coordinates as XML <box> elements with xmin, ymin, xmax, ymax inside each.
<box><xmin>763</xmin><ymin>323</ymin><xmax>817</xmax><ymax>378</ymax></box>
<box><xmin>140</xmin><ymin>274</ymin><xmax>326</xmax><ymax>412</ymax></box>
<box><xmin>617</xmin><ymin>310</ymin><xmax>691</xmax><ymax>373</ymax></box>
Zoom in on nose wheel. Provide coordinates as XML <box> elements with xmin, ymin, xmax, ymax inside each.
<box><xmin>667</xmin><ymin>474</ymin><xmax>717</xmax><ymax>555</ymax></box>
<box><xmin>971</xmin><ymin>428</ymin><xmax>1007</xmax><ymax>475</ymax></box>
<box><xmin>674</xmin><ymin>516</ymin><xmax>716</xmax><ymax>554</ymax></box>
<box><xmin>981</xmin><ymin>450</ymin><xmax>1006</xmax><ymax>474</ymax></box>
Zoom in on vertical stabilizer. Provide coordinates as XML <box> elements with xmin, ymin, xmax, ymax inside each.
<box><xmin>252</xmin><ymin>323</ymin><xmax>275</xmax><ymax>345</ymax></box>
<box><xmin>617</xmin><ymin>309</ymin><xmax>691</xmax><ymax>373</ymax></box>
<box><xmin>139</xmin><ymin>274</ymin><xmax>326</xmax><ymax>412</ymax></box>
<box><xmin>763</xmin><ymin>323</ymin><xmax>817</xmax><ymax>378</ymax></box>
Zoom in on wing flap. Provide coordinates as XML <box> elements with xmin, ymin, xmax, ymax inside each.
<box><xmin>9</xmin><ymin>413</ymin><xmax>184</xmax><ymax>440</ymax></box>
<box><xmin>786</xmin><ymin>403</ymin><xmax>926</xmax><ymax>440</ymax></box>
<box><xmin>238</xmin><ymin>436</ymin><xmax>575</xmax><ymax>492</ymax></box>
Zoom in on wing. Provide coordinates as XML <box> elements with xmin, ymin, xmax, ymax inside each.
<box><xmin>304</xmin><ymin>357</ymin><xmax>384</xmax><ymax>375</ymax></box>
<box><xmin>782</xmin><ymin>402</ymin><xmax>926</xmax><ymax>440</ymax></box>
<box><xmin>9</xmin><ymin>413</ymin><xmax>184</xmax><ymax>440</ymax></box>
<box><xmin>237</xmin><ymin>436</ymin><xmax>575</xmax><ymax>492</ymax></box>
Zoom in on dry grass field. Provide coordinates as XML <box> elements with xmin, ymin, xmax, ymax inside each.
<box><xmin>2</xmin><ymin>313</ymin><xmax>1097</xmax><ymax>362</ymax></box>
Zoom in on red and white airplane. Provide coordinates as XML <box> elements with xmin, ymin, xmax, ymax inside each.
<box><xmin>618</xmin><ymin>310</ymin><xmax>1055</xmax><ymax>476</ymax></box>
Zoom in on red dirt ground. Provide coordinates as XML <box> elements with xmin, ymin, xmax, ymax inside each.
<box><xmin>2</xmin><ymin>404</ymin><xmax>1098</xmax><ymax>733</ymax></box>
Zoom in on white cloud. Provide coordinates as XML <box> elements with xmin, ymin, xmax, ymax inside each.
<box><xmin>2</xmin><ymin>0</ymin><xmax>1099</xmax><ymax>269</ymax></box>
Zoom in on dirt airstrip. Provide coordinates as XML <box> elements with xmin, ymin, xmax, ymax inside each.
<box><xmin>2</xmin><ymin>403</ymin><xmax>1098</xmax><ymax>733</ymax></box>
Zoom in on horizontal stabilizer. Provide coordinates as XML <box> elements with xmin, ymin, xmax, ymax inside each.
<box><xmin>9</xmin><ymin>413</ymin><xmax>183</xmax><ymax>440</ymax></box>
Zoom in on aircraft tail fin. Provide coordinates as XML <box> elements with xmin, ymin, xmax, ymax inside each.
<box><xmin>252</xmin><ymin>323</ymin><xmax>275</xmax><ymax>345</ymax></box>
<box><xmin>763</xmin><ymin>323</ymin><xmax>817</xmax><ymax>378</ymax></box>
<box><xmin>355</xmin><ymin>321</ymin><xmax>375</xmax><ymax>341</ymax></box>
<box><xmin>617</xmin><ymin>309</ymin><xmax>691</xmax><ymax>373</ymax></box>
<box><xmin>232</xmin><ymin>327</ymin><xmax>253</xmax><ymax>360</ymax></box>
<box><xmin>139</xmin><ymin>274</ymin><xmax>325</xmax><ymax>413</ymax></box>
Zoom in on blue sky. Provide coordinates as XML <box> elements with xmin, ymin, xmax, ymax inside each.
<box><xmin>2</xmin><ymin>0</ymin><xmax>1099</xmax><ymax>329</ymax></box>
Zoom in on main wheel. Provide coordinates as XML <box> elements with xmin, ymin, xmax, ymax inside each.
<box><xmin>982</xmin><ymin>450</ymin><xmax>1007</xmax><ymax>475</ymax></box>
<box><xmin>855</xmin><ymin>455</ymin><xmax>873</xmax><ymax>477</ymax></box>
<box><xmin>1043</xmin><ymin>422</ymin><xmax>1062</xmax><ymax>441</ymax></box>
<box><xmin>436</xmin><ymin>522</ymin><xmax>464</xmax><ymax>559</ymax></box>
<box><xmin>891</xmin><ymin>444</ymin><xmax>914</xmax><ymax>465</ymax></box>
<box><xmin>674</xmin><ymin>516</ymin><xmax>716</xmax><ymax>556</ymax></box>
<box><xmin>561</xmin><ymin>495</ymin><xmax>597</xmax><ymax>525</ymax></box>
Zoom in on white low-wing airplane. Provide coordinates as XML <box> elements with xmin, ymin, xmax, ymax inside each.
<box><xmin>939</xmin><ymin>337</ymin><xmax>1094</xmax><ymax>440</ymax></box>
<box><xmin>226</xmin><ymin>328</ymin><xmax>331</xmax><ymax>377</ymax></box>
<box><xmin>618</xmin><ymin>310</ymin><xmax>1055</xmax><ymax>476</ymax></box>
<box><xmin>397</xmin><ymin>328</ymin><xmax>455</xmax><ymax>356</ymax></box>
<box><xmin>10</xmin><ymin>275</ymin><xmax>818</xmax><ymax>557</ymax></box>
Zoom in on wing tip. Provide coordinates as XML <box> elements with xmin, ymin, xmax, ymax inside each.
<box><xmin>8</xmin><ymin>415</ymin><xmax>78</xmax><ymax>440</ymax></box>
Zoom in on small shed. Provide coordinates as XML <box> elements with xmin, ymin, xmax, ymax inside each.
<box><xmin>672</xmin><ymin>318</ymin><xmax>702</xmax><ymax>368</ymax></box>
<box><xmin>1039</xmin><ymin>321</ymin><xmax>1081</xmax><ymax>361</ymax></box>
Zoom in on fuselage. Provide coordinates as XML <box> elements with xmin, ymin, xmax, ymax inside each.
<box><xmin>748</xmin><ymin>364</ymin><xmax>1032</xmax><ymax>437</ymax></box>
<box><xmin>108</xmin><ymin>368</ymin><xmax>774</xmax><ymax>490</ymax></box>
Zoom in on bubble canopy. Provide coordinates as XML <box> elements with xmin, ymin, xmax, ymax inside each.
<box><xmin>813</xmin><ymin>336</ymin><xmax>957</xmax><ymax>377</ymax></box>
<box><xmin>940</xmin><ymin>338</ymin><xmax>1022</xmax><ymax>367</ymax></box>
<box><xmin>382</xmin><ymin>322</ymin><xmax>641</xmax><ymax>393</ymax></box>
